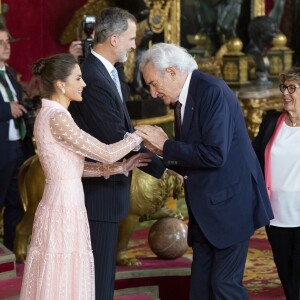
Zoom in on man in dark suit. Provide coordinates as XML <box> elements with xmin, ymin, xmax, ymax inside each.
<box><xmin>68</xmin><ymin>8</ymin><xmax>165</xmax><ymax>300</ymax></box>
<box><xmin>136</xmin><ymin>43</ymin><xmax>274</xmax><ymax>299</ymax></box>
<box><xmin>0</xmin><ymin>26</ymin><xmax>34</xmax><ymax>251</ymax></box>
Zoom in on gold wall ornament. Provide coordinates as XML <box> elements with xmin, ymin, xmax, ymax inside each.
<box><xmin>267</xmin><ymin>32</ymin><xmax>294</xmax><ymax>82</ymax></box>
<box><xmin>196</xmin><ymin>57</ymin><xmax>222</xmax><ymax>79</ymax></box>
<box><xmin>144</xmin><ymin>0</ymin><xmax>171</xmax><ymax>33</ymax></box>
<box><xmin>144</xmin><ymin>0</ymin><xmax>180</xmax><ymax>45</ymax></box>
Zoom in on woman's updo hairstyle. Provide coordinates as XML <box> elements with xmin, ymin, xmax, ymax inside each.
<box><xmin>32</xmin><ymin>53</ymin><xmax>78</xmax><ymax>98</ymax></box>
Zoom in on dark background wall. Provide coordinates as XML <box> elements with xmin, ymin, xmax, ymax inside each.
<box><xmin>4</xmin><ymin>0</ymin><xmax>86</xmax><ymax>82</ymax></box>
<box><xmin>3</xmin><ymin>0</ymin><xmax>296</xmax><ymax>84</ymax></box>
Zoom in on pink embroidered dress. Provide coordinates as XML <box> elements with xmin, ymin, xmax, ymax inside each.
<box><xmin>20</xmin><ymin>99</ymin><xmax>142</xmax><ymax>300</ymax></box>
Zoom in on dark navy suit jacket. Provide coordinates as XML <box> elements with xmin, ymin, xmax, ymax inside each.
<box><xmin>0</xmin><ymin>66</ymin><xmax>34</xmax><ymax>171</ymax></box>
<box><xmin>69</xmin><ymin>53</ymin><xmax>165</xmax><ymax>222</ymax></box>
<box><xmin>163</xmin><ymin>70</ymin><xmax>274</xmax><ymax>249</ymax></box>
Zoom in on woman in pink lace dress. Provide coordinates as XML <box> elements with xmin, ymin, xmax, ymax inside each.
<box><xmin>19</xmin><ymin>53</ymin><xmax>151</xmax><ymax>300</ymax></box>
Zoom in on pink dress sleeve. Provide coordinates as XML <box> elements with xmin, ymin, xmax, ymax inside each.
<box><xmin>81</xmin><ymin>161</ymin><xmax>128</xmax><ymax>179</ymax></box>
<box><xmin>49</xmin><ymin>110</ymin><xmax>142</xmax><ymax>170</ymax></box>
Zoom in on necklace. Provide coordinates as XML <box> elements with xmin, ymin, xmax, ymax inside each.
<box><xmin>288</xmin><ymin>114</ymin><xmax>297</xmax><ymax>127</ymax></box>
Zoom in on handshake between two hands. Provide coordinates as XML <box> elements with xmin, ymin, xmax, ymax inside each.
<box><xmin>123</xmin><ymin>125</ymin><xmax>169</xmax><ymax>173</ymax></box>
<box><xmin>134</xmin><ymin>125</ymin><xmax>183</xmax><ymax>183</ymax></box>
<box><xmin>135</xmin><ymin>125</ymin><xmax>169</xmax><ymax>157</ymax></box>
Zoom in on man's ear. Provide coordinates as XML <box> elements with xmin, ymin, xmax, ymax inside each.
<box><xmin>166</xmin><ymin>67</ymin><xmax>176</xmax><ymax>80</ymax></box>
<box><xmin>108</xmin><ymin>35</ymin><xmax>118</xmax><ymax>47</ymax></box>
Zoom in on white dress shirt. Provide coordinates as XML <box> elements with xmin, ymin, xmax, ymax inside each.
<box><xmin>177</xmin><ymin>72</ymin><xmax>192</xmax><ymax>123</ymax></box>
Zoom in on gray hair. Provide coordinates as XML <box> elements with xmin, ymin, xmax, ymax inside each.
<box><xmin>279</xmin><ymin>67</ymin><xmax>300</xmax><ymax>85</ymax></box>
<box><xmin>94</xmin><ymin>7</ymin><xmax>136</xmax><ymax>44</ymax></box>
<box><xmin>139</xmin><ymin>43</ymin><xmax>198</xmax><ymax>75</ymax></box>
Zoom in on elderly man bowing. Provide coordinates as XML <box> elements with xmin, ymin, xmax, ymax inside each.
<box><xmin>135</xmin><ymin>43</ymin><xmax>273</xmax><ymax>300</ymax></box>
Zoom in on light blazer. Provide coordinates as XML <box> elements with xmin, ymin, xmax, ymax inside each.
<box><xmin>163</xmin><ymin>70</ymin><xmax>274</xmax><ymax>248</ymax></box>
<box><xmin>69</xmin><ymin>53</ymin><xmax>165</xmax><ymax>222</ymax></box>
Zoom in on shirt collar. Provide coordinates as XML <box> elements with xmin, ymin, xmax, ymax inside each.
<box><xmin>178</xmin><ymin>72</ymin><xmax>192</xmax><ymax>107</ymax></box>
<box><xmin>91</xmin><ymin>49</ymin><xmax>114</xmax><ymax>74</ymax></box>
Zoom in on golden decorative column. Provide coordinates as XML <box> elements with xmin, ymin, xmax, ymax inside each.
<box><xmin>222</xmin><ymin>37</ymin><xmax>249</xmax><ymax>87</ymax></box>
<box><xmin>144</xmin><ymin>0</ymin><xmax>180</xmax><ymax>45</ymax></box>
<box><xmin>267</xmin><ymin>33</ymin><xmax>294</xmax><ymax>82</ymax></box>
<box><xmin>238</xmin><ymin>88</ymin><xmax>282</xmax><ymax>139</ymax></box>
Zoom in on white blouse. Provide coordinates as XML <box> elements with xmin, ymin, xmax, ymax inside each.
<box><xmin>270</xmin><ymin>122</ymin><xmax>300</xmax><ymax>227</ymax></box>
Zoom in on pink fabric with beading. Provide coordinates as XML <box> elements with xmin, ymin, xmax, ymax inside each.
<box><xmin>19</xmin><ymin>99</ymin><xmax>142</xmax><ymax>300</ymax></box>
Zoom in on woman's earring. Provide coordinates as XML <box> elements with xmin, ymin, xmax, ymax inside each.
<box><xmin>61</xmin><ymin>88</ymin><xmax>65</xmax><ymax>95</ymax></box>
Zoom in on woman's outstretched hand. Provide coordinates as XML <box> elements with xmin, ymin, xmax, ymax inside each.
<box><xmin>123</xmin><ymin>152</ymin><xmax>152</xmax><ymax>173</ymax></box>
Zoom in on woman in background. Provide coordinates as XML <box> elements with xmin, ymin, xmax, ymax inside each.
<box><xmin>252</xmin><ymin>67</ymin><xmax>300</xmax><ymax>300</ymax></box>
<box><xmin>19</xmin><ymin>53</ymin><xmax>151</xmax><ymax>300</ymax></box>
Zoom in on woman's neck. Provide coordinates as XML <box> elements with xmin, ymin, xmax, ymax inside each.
<box><xmin>287</xmin><ymin>113</ymin><xmax>300</xmax><ymax>127</ymax></box>
<box><xmin>51</xmin><ymin>94</ymin><xmax>70</xmax><ymax>109</ymax></box>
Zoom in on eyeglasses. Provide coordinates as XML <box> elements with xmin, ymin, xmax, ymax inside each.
<box><xmin>279</xmin><ymin>84</ymin><xmax>300</xmax><ymax>94</ymax></box>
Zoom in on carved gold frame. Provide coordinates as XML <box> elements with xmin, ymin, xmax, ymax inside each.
<box><xmin>144</xmin><ymin>0</ymin><xmax>180</xmax><ymax>45</ymax></box>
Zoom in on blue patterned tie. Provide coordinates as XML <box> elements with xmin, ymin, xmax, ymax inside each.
<box><xmin>111</xmin><ymin>67</ymin><xmax>123</xmax><ymax>102</ymax></box>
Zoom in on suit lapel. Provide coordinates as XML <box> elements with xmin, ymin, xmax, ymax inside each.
<box><xmin>89</xmin><ymin>55</ymin><xmax>117</xmax><ymax>92</ymax></box>
<box><xmin>179</xmin><ymin>72</ymin><xmax>199</xmax><ymax>140</ymax></box>
<box><xmin>181</xmin><ymin>93</ymin><xmax>195</xmax><ymax>140</ymax></box>
<box><xmin>87</xmin><ymin>54</ymin><xmax>133</xmax><ymax>131</ymax></box>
